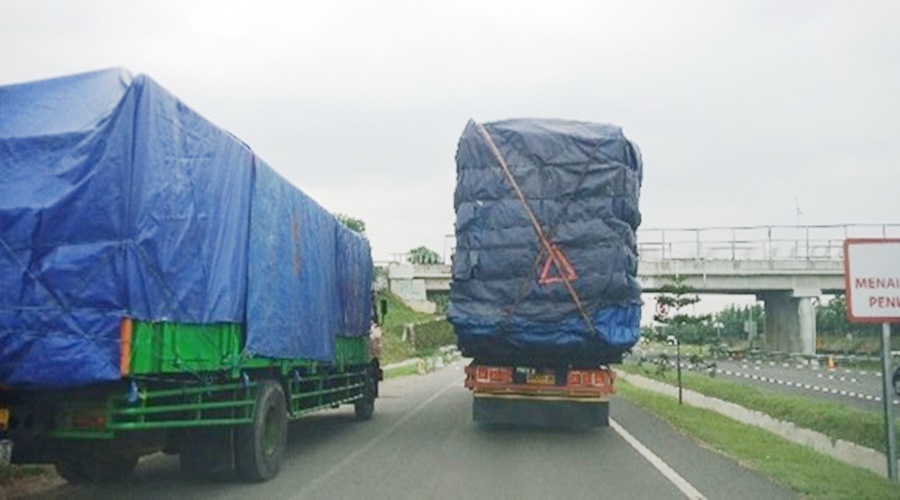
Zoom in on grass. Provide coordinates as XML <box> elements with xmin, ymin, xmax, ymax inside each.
<box><xmin>617</xmin><ymin>380</ymin><xmax>900</xmax><ymax>499</ymax></box>
<box><xmin>619</xmin><ymin>363</ymin><xmax>899</xmax><ymax>453</ymax></box>
<box><xmin>378</xmin><ymin>292</ymin><xmax>450</xmax><ymax>365</ymax></box>
<box><xmin>383</xmin><ymin>363</ymin><xmax>420</xmax><ymax>379</ymax></box>
<box><xmin>0</xmin><ymin>464</ymin><xmax>50</xmax><ymax>485</ymax></box>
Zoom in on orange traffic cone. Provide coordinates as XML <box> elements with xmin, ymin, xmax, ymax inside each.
<box><xmin>826</xmin><ymin>355</ymin><xmax>837</xmax><ymax>370</ymax></box>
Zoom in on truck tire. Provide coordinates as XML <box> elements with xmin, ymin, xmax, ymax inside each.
<box><xmin>354</xmin><ymin>369</ymin><xmax>376</xmax><ymax>421</ymax></box>
<box><xmin>55</xmin><ymin>454</ymin><xmax>138</xmax><ymax>484</ymax></box>
<box><xmin>235</xmin><ymin>380</ymin><xmax>287</xmax><ymax>482</ymax></box>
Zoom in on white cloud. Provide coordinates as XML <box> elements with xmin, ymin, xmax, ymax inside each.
<box><xmin>2</xmin><ymin>0</ymin><xmax>899</xmax><ymax>263</ymax></box>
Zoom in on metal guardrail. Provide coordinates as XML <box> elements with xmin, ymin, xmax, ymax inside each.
<box><xmin>382</xmin><ymin>224</ymin><xmax>900</xmax><ymax>267</ymax></box>
<box><xmin>637</xmin><ymin>224</ymin><xmax>900</xmax><ymax>262</ymax></box>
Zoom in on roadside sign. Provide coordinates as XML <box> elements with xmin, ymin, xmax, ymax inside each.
<box><xmin>844</xmin><ymin>238</ymin><xmax>900</xmax><ymax>481</ymax></box>
<box><xmin>844</xmin><ymin>239</ymin><xmax>900</xmax><ymax>323</ymax></box>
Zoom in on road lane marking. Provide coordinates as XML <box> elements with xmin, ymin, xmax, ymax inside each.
<box><xmin>610</xmin><ymin>419</ymin><xmax>706</xmax><ymax>500</ymax></box>
<box><xmin>291</xmin><ymin>379</ymin><xmax>458</xmax><ymax>499</ymax></box>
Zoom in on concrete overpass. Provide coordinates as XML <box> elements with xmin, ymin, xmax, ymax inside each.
<box><xmin>385</xmin><ymin>224</ymin><xmax>900</xmax><ymax>355</ymax></box>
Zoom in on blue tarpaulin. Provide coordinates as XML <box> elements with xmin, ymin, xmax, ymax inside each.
<box><xmin>0</xmin><ymin>69</ymin><xmax>372</xmax><ymax>388</ymax></box>
<box><xmin>449</xmin><ymin>119</ymin><xmax>643</xmax><ymax>364</ymax></box>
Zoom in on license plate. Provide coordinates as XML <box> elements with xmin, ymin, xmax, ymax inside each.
<box><xmin>0</xmin><ymin>409</ymin><xmax>8</xmax><ymax>431</ymax></box>
<box><xmin>526</xmin><ymin>372</ymin><xmax>555</xmax><ymax>385</ymax></box>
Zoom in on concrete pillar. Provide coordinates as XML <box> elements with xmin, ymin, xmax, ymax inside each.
<box><xmin>760</xmin><ymin>289</ymin><xmax>819</xmax><ymax>355</ymax></box>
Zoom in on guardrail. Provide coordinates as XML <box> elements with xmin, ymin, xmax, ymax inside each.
<box><xmin>637</xmin><ymin>224</ymin><xmax>900</xmax><ymax>262</ymax></box>
<box><xmin>382</xmin><ymin>224</ymin><xmax>900</xmax><ymax>267</ymax></box>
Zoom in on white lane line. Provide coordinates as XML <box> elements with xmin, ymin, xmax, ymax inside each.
<box><xmin>611</xmin><ymin>419</ymin><xmax>707</xmax><ymax>500</ymax></box>
<box><xmin>290</xmin><ymin>379</ymin><xmax>458</xmax><ymax>499</ymax></box>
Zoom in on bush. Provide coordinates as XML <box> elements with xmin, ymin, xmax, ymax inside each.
<box><xmin>410</xmin><ymin>319</ymin><xmax>456</xmax><ymax>352</ymax></box>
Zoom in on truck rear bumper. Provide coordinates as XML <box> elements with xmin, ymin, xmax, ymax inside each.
<box><xmin>472</xmin><ymin>394</ymin><xmax>609</xmax><ymax>428</ymax></box>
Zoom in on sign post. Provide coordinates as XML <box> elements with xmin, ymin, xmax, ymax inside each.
<box><xmin>844</xmin><ymin>239</ymin><xmax>900</xmax><ymax>480</ymax></box>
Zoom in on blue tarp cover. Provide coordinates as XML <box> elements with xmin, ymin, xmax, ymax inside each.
<box><xmin>0</xmin><ymin>69</ymin><xmax>372</xmax><ymax>388</ymax></box>
<box><xmin>449</xmin><ymin>119</ymin><xmax>643</xmax><ymax>361</ymax></box>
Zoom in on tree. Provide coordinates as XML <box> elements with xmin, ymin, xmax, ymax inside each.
<box><xmin>653</xmin><ymin>275</ymin><xmax>712</xmax><ymax>345</ymax></box>
<box><xmin>407</xmin><ymin>246</ymin><xmax>441</xmax><ymax>265</ymax></box>
<box><xmin>335</xmin><ymin>213</ymin><xmax>366</xmax><ymax>235</ymax></box>
<box><xmin>816</xmin><ymin>294</ymin><xmax>878</xmax><ymax>337</ymax></box>
<box><xmin>713</xmin><ymin>304</ymin><xmax>764</xmax><ymax>340</ymax></box>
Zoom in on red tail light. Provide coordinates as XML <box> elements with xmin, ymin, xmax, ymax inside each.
<box><xmin>568</xmin><ymin>370</ymin><xmax>611</xmax><ymax>388</ymax></box>
<box><xmin>474</xmin><ymin>366</ymin><xmax>512</xmax><ymax>384</ymax></box>
<box><xmin>72</xmin><ymin>411</ymin><xmax>107</xmax><ymax>430</ymax></box>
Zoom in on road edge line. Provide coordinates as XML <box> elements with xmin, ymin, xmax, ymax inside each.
<box><xmin>610</xmin><ymin>418</ymin><xmax>706</xmax><ymax>500</ymax></box>
<box><xmin>291</xmin><ymin>379</ymin><xmax>458</xmax><ymax>499</ymax></box>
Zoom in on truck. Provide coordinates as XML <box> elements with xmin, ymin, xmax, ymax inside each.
<box><xmin>448</xmin><ymin>119</ymin><xmax>643</xmax><ymax>427</ymax></box>
<box><xmin>0</xmin><ymin>69</ymin><xmax>382</xmax><ymax>483</ymax></box>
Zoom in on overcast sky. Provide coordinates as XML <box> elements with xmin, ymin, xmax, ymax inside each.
<box><xmin>2</xmin><ymin>1</ymin><xmax>898</xmax><ymax>263</ymax></box>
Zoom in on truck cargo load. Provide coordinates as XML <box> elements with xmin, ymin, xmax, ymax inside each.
<box><xmin>449</xmin><ymin>119</ymin><xmax>643</xmax><ymax>366</ymax></box>
<box><xmin>0</xmin><ymin>69</ymin><xmax>380</xmax><ymax>483</ymax></box>
<box><xmin>0</xmin><ymin>67</ymin><xmax>372</xmax><ymax>387</ymax></box>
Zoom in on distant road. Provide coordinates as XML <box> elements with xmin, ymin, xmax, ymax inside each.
<box><xmin>22</xmin><ymin>362</ymin><xmax>793</xmax><ymax>500</ymax></box>
<box><xmin>714</xmin><ymin>358</ymin><xmax>896</xmax><ymax>412</ymax></box>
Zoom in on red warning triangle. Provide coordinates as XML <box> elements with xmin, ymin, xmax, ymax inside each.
<box><xmin>538</xmin><ymin>244</ymin><xmax>578</xmax><ymax>285</ymax></box>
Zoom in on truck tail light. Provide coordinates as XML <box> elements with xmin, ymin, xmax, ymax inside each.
<box><xmin>474</xmin><ymin>366</ymin><xmax>512</xmax><ymax>384</ymax></box>
<box><xmin>72</xmin><ymin>411</ymin><xmax>107</xmax><ymax>430</ymax></box>
<box><xmin>568</xmin><ymin>370</ymin><xmax>611</xmax><ymax>388</ymax></box>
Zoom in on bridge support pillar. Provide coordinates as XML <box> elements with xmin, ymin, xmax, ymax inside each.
<box><xmin>760</xmin><ymin>289</ymin><xmax>819</xmax><ymax>355</ymax></box>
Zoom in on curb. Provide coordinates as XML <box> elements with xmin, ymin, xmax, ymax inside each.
<box><xmin>617</xmin><ymin>370</ymin><xmax>893</xmax><ymax>478</ymax></box>
<box><xmin>383</xmin><ymin>346</ymin><xmax>462</xmax><ymax>374</ymax></box>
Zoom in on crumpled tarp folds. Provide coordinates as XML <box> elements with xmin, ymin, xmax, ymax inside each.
<box><xmin>448</xmin><ymin>119</ymin><xmax>643</xmax><ymax>364</ymax></box>
<box><xmin>0</xmin><ymin>68</ymin><xmax>372</xmax><ymax>388</ymax></box>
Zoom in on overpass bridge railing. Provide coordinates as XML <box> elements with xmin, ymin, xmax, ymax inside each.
<box><xmin>637</xmin><ymin>224</ymin><xmax>900</xmax><ymax>262</ymax></box>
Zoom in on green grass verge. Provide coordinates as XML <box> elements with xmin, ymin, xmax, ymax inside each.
<box><xmin>618</xmin><ymin>380</ymin><xmax>900</xmax><ymax>499</ymax></box>
<box><xmin>378</xmin><ymin>292</ymin><xmax>450</xmax><ymax>365</ymax></box>
<box><xmin>619</xmin><ymin>363</ymin><xmax>899</xmax><ymax>454</ymax></box>
<box><xmin>384</xmin><ymin>363</ymin><xmax>420</xmax><ymax>379</ymax></box>
<box><xmin>0</xmin><ymin>464</ymin><xmax>49</xmax><ymax>485</ymax></box>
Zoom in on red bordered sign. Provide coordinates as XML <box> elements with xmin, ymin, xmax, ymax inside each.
<box><xmin>844</xmin><ymin>238</ymin><xmax>900</xmax><ymax>324</ymax></box>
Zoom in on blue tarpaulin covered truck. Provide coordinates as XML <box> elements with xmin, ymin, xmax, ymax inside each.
<box><xmin>449</xmin><ymin>119</ymin><xmax>643</xmax><ymax>426</ymax></box>
<box><xmin>0</xmin><ymin>69</ymin><xmax>381</xmax><ymax>482</ymax></box>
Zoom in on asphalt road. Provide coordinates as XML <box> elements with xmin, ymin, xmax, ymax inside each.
<box><xmin>19</xmin><ymin>361</ymin><xmax>795</xmax><ymax>500</ymax></box>
<box><xmin>713</xmin><ymin>358</ymin><xmax>897</xmax><ymax>413</ymax></box>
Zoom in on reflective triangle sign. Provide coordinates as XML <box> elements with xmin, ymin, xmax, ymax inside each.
<box><xmin>538</xmin><ymin>244</ymin><xmax>578</xmax><ymax>285</ymax></box>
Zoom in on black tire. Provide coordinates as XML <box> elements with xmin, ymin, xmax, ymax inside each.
<box><xmin>235</xmin><ymin>380</ymin><xmax>288</xmax><ymax>482</ymax></box>
<box><xmin>354</xmin><ymin>370</ymin><xmax>376</xmax><ymax>421</ymax></box>
<box><xmin>55</xmin><ymin>454</ymin><xmax>138</xmax><ymax>484</ymax></box>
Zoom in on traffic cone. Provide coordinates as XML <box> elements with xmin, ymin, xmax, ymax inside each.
<box><xmin>826</xmin><ymin>355</ymin><xmax>837</xmax><ymax>370</ymax></box>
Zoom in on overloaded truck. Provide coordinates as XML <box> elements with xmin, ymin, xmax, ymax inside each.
<box><xmin>448</xmin><ymin>119</ymin><xmax>643</xmax><ymax>427</ymax></box>
<box><xmin>0</xmin><ymin>69</ymin><xmax>381</xmax><ymax>483</ymax></box>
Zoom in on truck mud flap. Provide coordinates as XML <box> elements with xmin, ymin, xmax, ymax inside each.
<box><xmin>473</xmin><ymin>396</ymin><xmax>609</xmax><ymax>428</ymax></box>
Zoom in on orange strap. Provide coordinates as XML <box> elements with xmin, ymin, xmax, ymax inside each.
<box><xmin>120</xmin><ymin>317</ymin><xmax>133</xmax><ymax>376</ymax></box>
<box><xmin>474</xmin><ymin>122</ymin><xmax>596</xmax><ymax>335</ymax></box>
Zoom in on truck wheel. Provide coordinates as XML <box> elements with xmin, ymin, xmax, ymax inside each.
<box><xmin>354</xmin><ymin>371</ymin><xmax>376</xmax><ymax>421</ymax></box>
<box><xmin>55</xmin><ymin>454</ymin><xmax>138</xmax><ymax>484</ymax></box>
<box><xmin>235</xmin><ymin>380</ymin><xmax>287</xmax><ymax>482</ymax></box>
